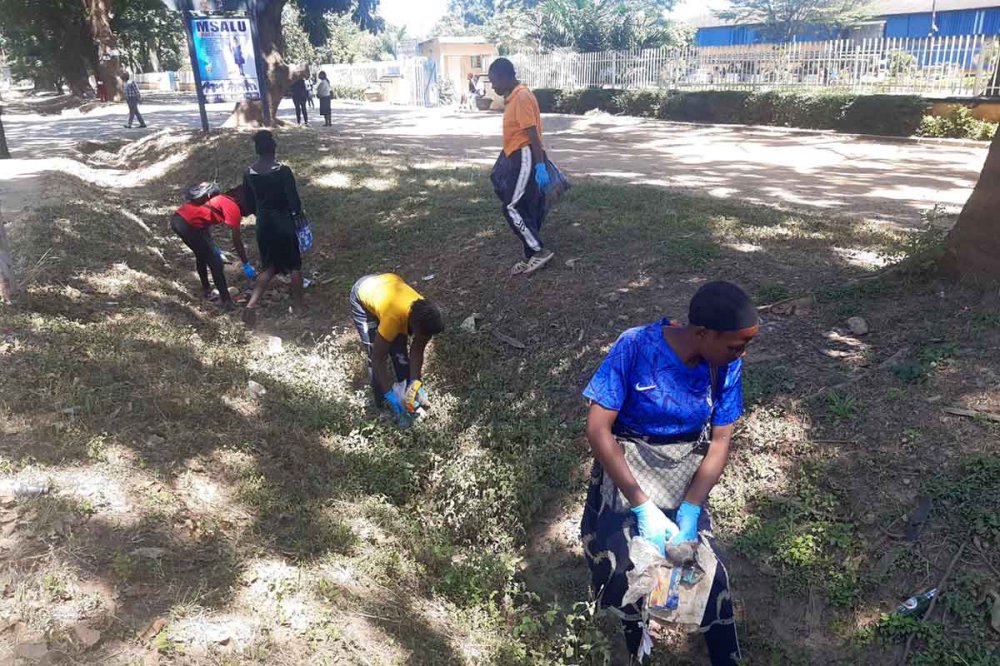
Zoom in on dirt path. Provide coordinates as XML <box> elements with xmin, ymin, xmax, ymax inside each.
<box><xmin>322</xmin><ymin>103</ymin><xmax>987</xmax><ymax>227</ymax></box>
<box><xmin>1</xmin><ymin>99</ymin><xmax>988</xmax><ymax>225</ymax></box>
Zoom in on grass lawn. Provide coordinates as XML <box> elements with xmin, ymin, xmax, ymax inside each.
<box><xmin>1</xmin><ymin>129</ymin><xmax>999</xmax><ymax>665</ymax></box>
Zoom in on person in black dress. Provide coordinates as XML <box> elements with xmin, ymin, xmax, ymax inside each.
<box><xmin>241</xmin><ymin>131</ymin><xmax>305</xmax><ymax>326</ymax></box>
<box><xmin>291</xmin><ymin>79</ymin><xmax>309</xmax><ymax>125</ymax></box>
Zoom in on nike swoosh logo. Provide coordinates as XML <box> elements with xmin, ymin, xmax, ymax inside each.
<box><xmin>635</xmin><ymin>384</ymin><xmax>657</xmax><ymax>392</ymax></box>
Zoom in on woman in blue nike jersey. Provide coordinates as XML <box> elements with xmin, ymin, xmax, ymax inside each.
<box><xmin>581</xmin><ymin>281</ymin><xmax>760</xmax><ymax>665</ymax></box>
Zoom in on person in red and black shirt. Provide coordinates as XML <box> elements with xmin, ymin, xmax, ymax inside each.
<box><xmin>171</xmin><ymin>183</ymin><xmax>256</xmax><ymax>308</ymax></box>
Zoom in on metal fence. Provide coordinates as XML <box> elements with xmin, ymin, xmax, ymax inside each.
<box><xmin>509</xmin><ymin>35</ymin><xmax>1000</xmax><ymax>97</ymax></box>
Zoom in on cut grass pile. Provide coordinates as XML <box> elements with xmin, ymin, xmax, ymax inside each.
<box><xmin>0</xmin><ymin>128</ymin><xmax>998</xmax><ymax>665</ymax></box>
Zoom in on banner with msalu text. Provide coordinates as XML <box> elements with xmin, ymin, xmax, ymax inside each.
<box><xmin>190</xmin><ymin>15</ymin><xmax>260</xmax><ymax>102</ymax></box>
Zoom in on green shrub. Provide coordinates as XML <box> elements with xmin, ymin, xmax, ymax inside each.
<box><xmin>533</xmin><ymin>86</ymin><xmax>932</xmax><ymax>136</ymax></box>
<box><xmin>918</xmin><ymin>106</ymin><xmax>998</xmax><ymax>141</ymax></box>
<box><xmin>533</xmin><ymin>88</ymin><xmax>561</xmax><ymax>113</ymax></box>
<box><xmin>749</xmin><ymin>91</ymin><xmax>855</xmax><ymax>130</ymax></box>
<box><xmin>660</xmin><ymin>90</ymin><xmax>752</xmax><ymax>124</ymax></box>
<box><xmin>328</xmin><ymin>85</ymin><xmax>366</xmax><ymax>101</ymax></box>
<box><xmin>612</xmin><ymin>89</ymin><xmax>669</xmax><ymax>118</ymax></box>
<box><xmin>838</xmin><ymin>94</ymin><xmax>928</xmax><ymax>136</ymax></box>
<box><xmin>554</xmin><ymin>88</ymin><xmax>619</xmax><ymax>114</ymax></box>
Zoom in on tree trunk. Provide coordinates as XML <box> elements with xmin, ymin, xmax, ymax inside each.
<box><xmin>0</xmin><ymin>107</ymin><xmax>10</xmax><ymax>160</ymax></box>
<box><xmin>60</xmin><ymin>62</ymin><xmax>94</xmax><ymax>97</ymax></box>
<box><xmin>224</xmin><ymin>0</ymin><xmax>307</xmax><ymax>127</ymax></box>
<box><xmin>941</xmin><ymin>128</ymin><xmax>1000</xmax><ymax>281</ymax></box>
<box><xmin>148</xmin><ymin>39</ymin><xmax>161</xmax><ymax>73</ymax></box>
<box><xmin>83</xmin><ymin>0</ymin><xmax>124</xmax><ymax>101</ymax></box>
<box><xmin>0</xmin><ymin>215</ymin><xmax>16</xmax><ymax>304</ymax></box>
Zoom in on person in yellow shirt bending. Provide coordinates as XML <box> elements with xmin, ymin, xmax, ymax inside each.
<box><xmin>350</xmin><ymin>273</ymin><xmax>445</xmax><ymax>419</ymax></box>
<box><xmin>487</xmin><ymin>57</ymin><xmax>556</xmax><ymax>276</ymax></box>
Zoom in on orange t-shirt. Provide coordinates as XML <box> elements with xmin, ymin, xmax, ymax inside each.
<box><xmin>502</xmin><ymin>84</ymin><xmax>543</xmax><ymax>157</ymax></box>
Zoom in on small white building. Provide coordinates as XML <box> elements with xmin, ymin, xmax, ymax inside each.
<box><xmin>418</xmin><ymin>36</ymin><xmax>499</xmax><ymax>99</ymax></box>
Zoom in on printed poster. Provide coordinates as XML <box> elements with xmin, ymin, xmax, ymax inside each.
<box><xmin>190</xmin><ymin>15</ymin><xmax>260</xmax><ymax>102</ymax></box>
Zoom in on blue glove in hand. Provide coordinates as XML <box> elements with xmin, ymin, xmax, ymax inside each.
<box><xmin>383</xmin><ymin>389</ymin><xmax>406</xmax><ymax>415</ymax></box>
<box><xmin>669</xmin><ymin>501</ymin><xmax>702</xmax><ymax>545</ymax></box>
<box><xmin>631</xmin><ymin>500</ymin><xmax>679</xmax><ymax>556</ymax></box>
<box><xmin>533</xmin><ymin>162</ymin><xmax>551</xmax><ymax>190</ymax></box>
<box><xmin>242</xmin><ymin>262</ymin><xmax>257</xmax><ymax>280</ymax></box>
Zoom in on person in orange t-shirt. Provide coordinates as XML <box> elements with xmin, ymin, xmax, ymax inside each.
<box><xmin>488</xmin><ymin>57</ymin><xmax>556</xmax><ymax>276</ymax></box>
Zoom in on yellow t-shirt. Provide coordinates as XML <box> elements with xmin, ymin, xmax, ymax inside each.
<box><xmin>357</xmin><ymin>273</ymin><xmax>423</xmax><ymax>341</ymax></box>
<box><xmin>503</xmin><ymin>84</ymin><xmax>543</xmax><ymax>157</ymax></box>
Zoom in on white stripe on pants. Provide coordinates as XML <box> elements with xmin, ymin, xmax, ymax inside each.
<box><xmin>506</xmin><ymin>147</ymin><xmax>541</xmax><ymax>253</ymax></box>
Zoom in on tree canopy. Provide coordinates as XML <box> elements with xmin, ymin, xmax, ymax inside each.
<box><xmin>283</xmin><ymin>5</ymin><xmax>396</xmax><ymax>64</ymax></box>
<box><xmin>434</xmin><ymin>0</ymin><xmax>688</xmax><ymax>53</ymax></box>
<box><xmin>715</xmin><ymin>0</ymin><xmax>874</xmax><ymax>42</ymax></box>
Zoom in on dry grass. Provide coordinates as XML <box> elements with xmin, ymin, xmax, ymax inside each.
<box><xmin>0</xmin><ymin>129</ymin><xmax>998</xmax><ymax>665</ymax></box>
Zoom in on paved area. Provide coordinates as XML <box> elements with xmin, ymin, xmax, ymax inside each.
<box><xmin>1</xmin><ymin>97</ymin><xmax>989</xmax><ymax>225</ymax></box>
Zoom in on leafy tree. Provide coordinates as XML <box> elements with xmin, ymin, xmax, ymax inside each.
<box><xmin>538</xmin><ymin>0</ymin><xmax>682</xmax><ymax>52</ymax></box>
<box><xmin>715</xmin><ymin>1</ymin><xmax>874</xmax><ymax>43</ymax></box>
<box><xmin>447</xmin><ymin>0</ymin><xmax>540</xmax><ymax>27</ymax></box>
<box><xmin>232</xmin><ymin>0</ymin><xmax>382</xmax><ymax>126</ymax></box>
<box><xmin>440</xmin><ymin>0</ymin><xmax>685</xmax><ymax>53</ymax></box>
<box><xmin>284</xmin><ymin>5</ymin><xmax>394</xmax><ymax>66</ymax></box>
<box><xmin>110</xmin><ymin>0</ymin><xmax>186</xmax><ymax>73</ymax></box>
<box><xmin>0</xmin><ymin>0</ymin><xmax>94</xmax><ymax>95</ymax></box>
<box><xmin>317</xmin><ymin>13</ymin><xmax>386</xmax><ymax>64</ymax></box>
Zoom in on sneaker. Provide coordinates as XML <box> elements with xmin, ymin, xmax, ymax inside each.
<box><xmin>510</xmin><ymin>260</ymin><xmax>529</xmax><ymax>275</ymax></box>
<box><xmin>523</xmin><ymin>250</ymin><xmax>555</xmax><ymax>275</ymax></box>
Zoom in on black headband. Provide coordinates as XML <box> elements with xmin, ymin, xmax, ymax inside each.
<box><xmin>688</xmin><ymin>281</ymin><xmax>759</xmax><ymax>332</ymax></box>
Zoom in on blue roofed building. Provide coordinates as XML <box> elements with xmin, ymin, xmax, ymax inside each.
<box><xmin>694</xmin><ymin>1</ymin><xmax>1000</xmax><ymax>46</ymax></box>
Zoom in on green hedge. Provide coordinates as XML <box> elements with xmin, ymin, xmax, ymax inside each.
<box><xmin>533</xmin><ymin>88</ymin><xmax>931</xmax><ymax>137</ymax></box>
<box><xmin>329</xmin><ymin>85</ymin><xmax>366</xmax><ymax>101</ymax></box>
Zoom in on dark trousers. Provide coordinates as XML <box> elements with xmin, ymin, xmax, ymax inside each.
<box><xmin>126</xmin><ymin>99</ymin><xmax>145</xmax><ymax>127</ymax></box>
<box><xmin>171</xmin><ymin>215</ymin><xmax>229</xmax><ymax>301</ymax></box>
<box><xmin>491</xmin><ymin>146</ymin><xmax>545</xmax><ymax>259</ymax></box>
<box><xmin>293</xmin><ymin>98</ymin><xmax>308</xmax><ymax>124</ymax></box>
<box><xmin>350</xmin><ymin>276</ymin><xmax>409</xmax><ymax>401</ymax></box>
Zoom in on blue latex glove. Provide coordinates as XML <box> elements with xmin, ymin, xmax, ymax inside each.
<box><xmin>631</xmin><ymin>500</ymin><xmax>678</xmax><ymax>556</ymax></box>
<box><xmin>242</xmin><ymin>262</ymin><xmax>257</xmax><ymax>280</ymax></box>
<box><xmin>383</xmin><ymin>389</ymin><xmax>405</xmax><ymax>415</ymax></box>
<box><xmin>669</xmin><ymin>501</ymin><xmax>702</xmax><ymax>545</ymax></box>
<box><xmin>213</xmin><ymin>245</ymin><xmax>224</xmax><ymax>260</ymax></box>
<box><xmin>533</xmin><ymin>162</ymin><xmax>551</xmax><ymax>190</ymax></box>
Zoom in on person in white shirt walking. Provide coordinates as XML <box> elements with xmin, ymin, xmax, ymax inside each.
<box><xmin>122</xmin><ymin>72</ymin><xmax>146</xmax><ymax>129</ymax></box>
<box><xmin>317</xmin><ymin>71</ymin><xmax>332</xmax><ymax>127</ymax></box>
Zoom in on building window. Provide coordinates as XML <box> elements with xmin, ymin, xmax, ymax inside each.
<box><xmin>471</xmin><ymin>55</ymin><xmax>483</xmax><ymax>70</ymax></box>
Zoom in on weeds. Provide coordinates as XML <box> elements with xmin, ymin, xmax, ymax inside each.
<box><xmin>826</xmin><ymin>392</ymin><xmax>859</xmax><ymax>420</ymax></box>
<box><xmin>927</xmin><ymin>454</ymin><xmax>1000</xmax><ymax>542</ymax></box>
<box><xmin>734</xmin><ymin>466</ymin><xmax>862</xmax><ymax>607</ymax></box>
<box><xmin>756</xmin><ymin>284</ymin><xmax>792</xmax><ymax>304</ymax></box>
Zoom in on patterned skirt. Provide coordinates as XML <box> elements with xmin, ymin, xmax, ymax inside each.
<box><xmin>580</xmin><ymin>460</ymin><xmax>742</xmax><ymax>664</ymax></box>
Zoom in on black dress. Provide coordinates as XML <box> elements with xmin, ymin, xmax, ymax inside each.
<box><xmin>242</xmin><ymin>163</ymin><xmax>302</xmax><ymax>274</ymax></box>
